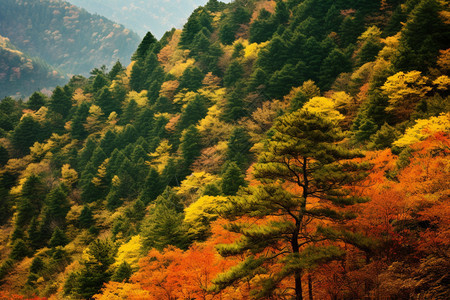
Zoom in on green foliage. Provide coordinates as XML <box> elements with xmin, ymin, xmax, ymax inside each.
<box><xmin>49</xmin><ymin>227</ymin><xmax>68</xmax><ymax>248</ymax></box>
<box><xmin>178</xmin><ymin>94</ymin><xmax>208</xmax><ymax>130</ymax></box>
<box><xmin>111</xmin><ymin>261</ymin><xmax>132</xmax><ymax>282</ymax></box>
<box><xmin>11</xmin><ymin>115</ymin><xmax>44</xmax><ymax>156</ymax></box>
<box><xmin>226</xmin><ymin>127</ymin><xmax>252</xmax><ymax>169</ymax></box>
<box><xmin>44</xmin><ymin>184</ymin><xmax>70</xmax><ymax>226</ymax></box>
<box><xmin>141</xmin><ymin>187</ymin><xmax>186</xmax><ymax>251</ymax></box>
<box><xmin>393</xmin><ymin>0</ymin><xmax>450</xmax><ymax>72</ymax></box>
<box><xmin>179</xmin><ymin>66</ymin><xmax>204</xmax><ymax>91</ymax></box>
<box><xmin>139</xmin><ymin>167</ymin><xmax>164</xmax><ymax>204</ymax></box>
<box><xmin>66</xmin><ymin>239</ymin><xmax>117</xmax><ymax>299</ymax></box>
<box><xmin>79</xmin><ymin>205</ymin><xmax>94</xmax><ymax>229</ymax></box>
<box><xmin>223</xmin><ymin>60</ymin><xmax>244</xmax><ymax>88</ymax></box>
<box><xmin>180</xmin><ymin>125</ymin><xmax>202</xmax><ymax>172</ymax></box>
<box><xmin>215</xmin><ymin>110</ymin><xmax>370</xmax><ymax>297</ymax></box>
<box><xmin>133</xmin><ymin>32</ymin><xmax>157</xmax><ymax>61</ymax></box>
<box><xmin>10</xmin><ymin>239</ymin><xmax>29</xmax><ymax>260</ymax></box>
<box><xmin>27</xmin><ymin>92</ymin><xmax>47</xmax><ymax>111</ymax></box>
<box><xmin>49</xmin><ymin>86</ymin><xmax>72</xmax><ymax>118</ymax></box>
<box><xmin>221</xmin><ymin>162</ymin><xmax>246</xmax><ymax>196</ymax></box>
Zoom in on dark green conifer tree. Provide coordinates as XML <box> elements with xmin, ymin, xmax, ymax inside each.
<box><xmin>27</xmin><ymin>92</ymin><xmax>47</xmax><ymax>111</ymax></box>
<box><xmin>220</xmin><ymin>162</ymin><xmax>246</xmax><ymax>196</ymax></box>
<box><xmin>99</xmin><ymin>130</ymin><xmax>117</xmax><ymax>156</ymax></box>
<box><xmin>139</xmin><ymin>167</ymin><xmax>164</xmax><ymax>204</ymax></box>
<box><xmin>11</xmin><ymin>115</ymin><xmax>42</xmax><ymax>156</ymax></box>
<box><xmin>223</xmin><ymin>86</ymin><xmax>247</xmax><ymax>122</ymax></box>
<box><xmin>393</xmin><ymin>0</ymin><xmax>450</xmax><ymax>72</ymax></box>
<box><xmin>0</xmin><ymin>145</ymin><xmax>8</xmax><ymax>167</ymax></box>
<box><xmin>96</xmin><ymin>86</ymin><xmax>120</xmax><ymax>117</ymax></box>
<box><xmin>49</xmin><ymin>227</ymin><xmax>68</xmax><ymax>248</ymax></box>
<box><xmin>129</xmin><ymin>61</ymin><xmax>145</xmax><ymax>92</ymax></box>
<box><xmin>108</xmin><ymin>61</ymin><xmax>125</xmax><ymax>80</ymax></box>
<box><xmin>226</xmin><ymin>127</ymin><xmax>253</xmax><ymax>169</ymax></box>
<box><xmin>178</xmin><ymin>66</ymin><xmax>204</xmax><ymax>91</ymax></box>
<box><xmin>133</xmin><ymin>32</ymin><xmax>157</xmax><ymax>61</ymax></box>
<box><xmin>44</xmin><ymin>185</ymin><xmax>70</xmax><ymax>227</ymax></box>
<box><xmin>178</xmin><ymin>94</ymin><xmax>208</xmax><ymax>130</ymax></box>
<box><xmin>79</xmin><ymin>205</ymin><xmax>94</xmax><ymax>229</ymax></box>
<box><xmin>92</xmin><ymin>74</ymin><xmax>109</xmax><ymax>93</ymax></box>
<box><xmin>112</xmin><ymin>261</ymin><xmax>132</xmax><ymax>282</ymax></box>
<box><xmin>180</xmin><ymin>125</ymin><xmax>202</xmax><ymax>173</ymax></box>
<box><xmin>49</xmin><ymin>86</ymin><xmax>72</xmax><ymax>118</ymax></box>
<box><xmin>10</xmin><ymin>239</ymin><xmax>29</xmax><ymax>260</ymax></box>
<box><xmin>223</xmin><ymin>61</ymin><xmax>244</xmax><ymax>88</ymax></box>
<box><xmin>214</xmin><ymin>111</ymin><xmax>371</xmax><ymax>300</ymax></box>
<box><xmin>141</xmin><ymin>188</ymin><xmax>186</xmax><ymax>251</ymax></box>
<box><xmin>67</xmin><ymin>239</ymin><xmax>116</xmax><ymax>299</ymax></box>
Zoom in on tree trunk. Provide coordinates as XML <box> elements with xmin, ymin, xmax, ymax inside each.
<box><xmin>308</xmin><ymin>274</ymin><xmax>313</xmax><ymax>300</ymax></box>
<box><xmin>295</xmin><ymin>270</ymin><xmax>303</xmax><ymax>300</ymax></box>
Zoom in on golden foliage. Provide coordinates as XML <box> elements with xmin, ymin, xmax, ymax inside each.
<box><xmin>302</xmin><ymin>97</ymin><xmax>345</xmax><ymax>122</ymax></box>
<box><xmin>124</xmin><ymin>90</ymin><xmax>148</xmax><ymax>107</ymax></box>
<box><xmin>393</xmin><ymin>113</ymin><xmax>450</xmax><ymax>148</ymax></box>
<box><xmin>382</xmin><ymin>71</ymin><xmax>432</xmax><ymax>120</ymax></box>
<box><xmin>147</xmin><ymin>140</ymin><xmax>172</xmax><ymax>172</ymax></box>
<box><xmin>61</xmin><ymin>164</ymin><xmax>78</xmax><ymax>187</ymax></box>
<box><xmin>114</xmin><ymin>235</ymin><xmax>143</xmax><ymax>271</ymax></box>
<box><xmin>176</xmin><ymin>171</ymin><xmax>219</xmax><ymax>205</ymax></box>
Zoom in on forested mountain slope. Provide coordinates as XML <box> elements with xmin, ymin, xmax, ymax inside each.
<box><xmin>0</xmin><ymin>35</ymin><xmax>67</xmax><ymax>99</ymax></box>
<box><xmin>0</xmin><ymin>0</ymin><xmax>448</xmax><ymax>299</ymax></box>
<box><xmin>0</xmin><ymin>0</ymin><xmax>140</xmax><ymax>76</ymax></box>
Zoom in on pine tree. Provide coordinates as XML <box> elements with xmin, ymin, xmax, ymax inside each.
<box><xmin>79</xmin><ymin>205</ymin><xmax>94</xmax><ymax>229</ymax></box>
<box><xmin>10</xmin><ymin>239</ymin><xmax>29</xmax><ymax>260</ymax></box>
<box><xmin>223</xmin><ymin>86</ymin><xmax>247</xmax><ymax>122</ymax></box>
<box><xmin>96</xmin><ymin>86</ymin><xmax>120</xmax><ymax>116</ymax></box>
<box><xmin>220</xmin><ymin>162</ymin><xmax>246</xmax><ymax>196</ymax></box>
<box><xmin>393</xmin><ymin>0</ymin><xmax>450</xmax><ymax>72</ymax></box>
<box><xmin>178</xmin><ymin>94</ymin><xmax>208</xmax><ymax>130</ymax></box>
<box><xmin>139</xmin><ymin>167</ymin><xmax>164</xmax><ymax>204</ymax></box>
<box><xmin>111</xmin><ymin>261</ymin><xmax>132</xmax><ymax>282</ymax></box>
<box><xmin>27</xmin><ymin>217</ymin><xmax>41</xmax><ymax>250</ymax></box>
<box><xmin>27</xmin><ymin>92</ymin><xmax>47</xmax><ymax>111</ymax></box>
<box><xmin>68</xmin><ymin>239</ymin><xmax>117</xmax><ymax>299</ymax></box>
<box><xmin>49</xmin><ymin>86</ymin><xmax>72</xmax><ymax>118</ymax></box>
<box><xmin>226</xmin><ymin>127</ymin><xmax>253</xmax><ymax>169</ymax></box>
<box><xmin>11</xmin><ymin>115</ymin><xmax>42</xmax><ymax>156</ymax></box>
<box><xmin>29</xmin><ymin>256</ymin><xmax>44</xmax><ymax>274</ymax></box>
<box><xmin>223</xmin><ymin>61</ymin><xmax>244</xmax><ymax>87</ymax></box>
<box><xmin>44</xmin><ymin>185</ymin><xmax>70</xmax><ymax>226</ymax></box>
<box><xmin>100</xmin><ymin>130</ymin><xmax>117</xmax><ymax>156</ymax></box>
<box><xmin>141</xmin><ymin>188</ymin><xmax>186</xmax><ymax>251</ymax></box>
<box><xmin>108</xmin><ymin>61</ymin><xmax>125</xmax><ymax>80</ymax></box>
<box><xmin>92</xmin><ymin>74</ymin><xmax>109</xmax><ymax>93</ymax></box>
<box><xmin>180</xmin><ymin>125</ymin><xmax>202</xmax><ymax>173</ymax></box>
<box><xmin>178</xmin><ymin>66</ymin><xmax>204</xmax><ymax>91</ymax></box>
<box><xmin>133</xmin><ymin>32</ymin><xmax>157</xmax><ymax>61</ymax></box>
<box><xmin>49</xmin><ymin>227</ymin><xmax>68</xmax><ymax>248</ymax></box>
<box><xmin>214</xmin><ymin>110</ymin><xmax>371</xmax><ymax>300</ymax></box>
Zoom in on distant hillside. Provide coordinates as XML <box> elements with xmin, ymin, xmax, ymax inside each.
<box><xmin>0</xmin><ymin>0</ymin><xmax>140</xmax><ymax>76</ymax></box>
<box><xmin>68</xmin><ymin>0</ymin><xmax>232</xmax><ymax>38</ymax></box>
<box><xmin>0</xmin><ymin>35</ymin><xmax>66</xmax><ymax>99</ymax></box>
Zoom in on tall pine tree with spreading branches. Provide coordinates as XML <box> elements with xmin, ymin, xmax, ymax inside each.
<box><xmin>214</xmin><ymin>110</ymin><xmax>371</xmax><ymax>300</ymax></box>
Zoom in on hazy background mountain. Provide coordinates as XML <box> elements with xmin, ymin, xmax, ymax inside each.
<box><xmin>0</xmin><ymin>0</ymin><xmax>141</xmax><ymax>98</ymax></box>
<box><xmin>0</xmin><ymin>34</ymin><xmax>67</xmax><ymax>99</ymax></box>
<box><xmin>68</xmin><ymin>0</ymin><xmax>232</xmax><ymax>38</ymax></box>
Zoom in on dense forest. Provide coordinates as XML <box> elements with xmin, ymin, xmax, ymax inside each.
<box><xmin>0</xmin><ymin>0</ymin><xmax>140</xmax><ymax>98</ymax></box>
<box><xmin>0</xmin><ymin>0</ymin><xmax>449</xmax><ymax>299</ymax></box>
